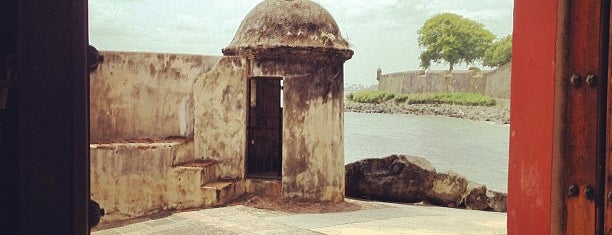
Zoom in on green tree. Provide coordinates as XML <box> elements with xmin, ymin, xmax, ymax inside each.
<box><xmin>417</xmin><ymin>13</ymin><xmax>495</xmax><ymax>71</ymax></box>
<box><xmin>483</xmin><ymin>35</ymin><xmax>512</xmax><ymax>67</ymax></box>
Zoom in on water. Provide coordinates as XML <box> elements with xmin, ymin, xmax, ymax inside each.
<box><xmin>344</xmin><ymin>112</ymin><xmax>509</xmax><ymax>192</ymax></box>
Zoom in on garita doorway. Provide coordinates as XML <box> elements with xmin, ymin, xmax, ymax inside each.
<box><xmin>247</xmin><ymin>76</ymin><xmax>283</xmax><ymax>179</ymax></box>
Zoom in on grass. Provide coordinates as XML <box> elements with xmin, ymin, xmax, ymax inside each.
<box><xmin>395</xmin><ymin>93</ymin><xmax>497</xmax><ymax>106</ymax></box>
<box><xmin>347</xmin><ymin>91</ymin><xmax>496</xmax><ymax>106</ymax></box>
<box><xmin>346</xmin><ymin>90</ymin><xmax>395</xmax><ymax>104</ymax></box>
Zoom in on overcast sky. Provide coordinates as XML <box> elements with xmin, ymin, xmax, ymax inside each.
<box><xmin>89</xmin><ymin>0</ymin><xmax>514</xmax><ymax>85</ymax></box>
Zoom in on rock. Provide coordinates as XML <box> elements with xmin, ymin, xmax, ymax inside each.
<box><xmin>461</xmin><ymin>182</ymin><xmax>489</xmax><ymax>210</ymax></box>
<box><xmin>345</xmin><ymin>155</ymin><xmax>508</xmax><ymax>213</ymax></box>
<box><xmin>428</xmin><ymin>171</ymin><xmax>468</xmax><ymax>208</ymax></box>
<box><xmin>345</xmin><ymin>154</ymin><xmax>437</xmax><ymax>203</ymax></box>
<box><xmin>486</xmin><ymin>190</ymin><xmax>508</xmax><ymax>212</ymax></box>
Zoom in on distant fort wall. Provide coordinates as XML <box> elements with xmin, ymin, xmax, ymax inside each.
<box><xmin>377</xmin><ymin>62</ymin><xmax>511</xmax><ymax>99</ymax></box>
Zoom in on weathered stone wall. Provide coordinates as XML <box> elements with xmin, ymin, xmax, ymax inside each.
<box><xmin>377</xmin><ymin>62</ymin><xmax>511</xmax><ymax>99</ymax></box>
<box><xmin>90</xmin><ymin>49</ymin><xmax>348</xmax><ymax>223</ymax></box>
<box><xmin>90</xmin><ymin>51</ymin><xmax>221</xmax><ymax>141</ymax></box>
<box><xmin>252</xmin><ymin>59</ymin><xmax>345</xmax><ymax>202</ymax></box>
<box><xmin>90</xmin><ymin>140</ymin><xmax>203</xmax><ymax>224</ymax></box>
<box><xmin>377</xmin><ymin>70</ymin><xmax>424</xmax><ymax>94</ymax></box>
<box><xmin>89</xmin><ymin>52</ymin><xmax>242</xmax><ymax>224</ymax></box>
<box><xmin>485</xmin><ymin>62</ymin><xmax>512</xmax><ymax>99</ymax></box>
<box><xmin>193</xmin><ymin>57</ymin><xmax>247</xmax><ymax>180</ymax></box>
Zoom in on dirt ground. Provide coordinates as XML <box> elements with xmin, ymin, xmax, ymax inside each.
<box><xmin>227</xmin><ymin>193</ymin><xmax>386</xmax><ymax>213</ymax></box>
<box><xmin>96</xmin><ymin>194</ymin><xmax>388</xmax><ymax>231</ymax></box>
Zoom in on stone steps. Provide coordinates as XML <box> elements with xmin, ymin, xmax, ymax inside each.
<box><xmin>171</xmin><ymin>159</ymin><xmax>243</xmax><ymax>207</ymax></box>
<box><xmin>173</xmin><ymin>159</ymin><xmax>218</xmax><ymax>186</ymax></box>
<box><xmin>245</xmin><ymin>178</ymin><xmax>282</xmax><ymax>197</ymax></box>
<box><xmin>202</xmin><ymin>180</ymin><xmax>244</xmax><ymax>207</ymax></box>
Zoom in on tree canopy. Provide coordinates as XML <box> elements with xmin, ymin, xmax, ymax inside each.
<box><xmin>482</xmin><ymin>35</ymin><xmax>512</xmax><ymax>68</ymax></box>
<box><xmin>417</xmin><ymin>13</ymin><xmax>495</xmax><ymax>71</ymax></box>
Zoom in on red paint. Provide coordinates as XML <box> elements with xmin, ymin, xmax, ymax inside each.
<box><xmin>508</xmin><ymin>0</ymin><xmax>559</xmax><ymax>234</ymax></box>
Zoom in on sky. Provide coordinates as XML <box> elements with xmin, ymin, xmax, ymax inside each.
<box><xmin>89</xmin><ymin>0</ymin><xmax>514</xmax><ymax>86</ymax></box>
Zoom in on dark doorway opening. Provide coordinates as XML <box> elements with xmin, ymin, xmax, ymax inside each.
<box><xmin>247</xmin><ymin>76</ymin><xmax>283</xmax><ymax>179</ymax></box>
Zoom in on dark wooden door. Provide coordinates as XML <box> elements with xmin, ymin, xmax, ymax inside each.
<box><xmin>605</xmin><ymin>2</ymin><xmax>612</xmax><ymax>233</ymax></box>
<box><xmin>565</xmin><ymin>1</ymin><xmax>608</xmax><ymax>234</ymax></box>
<box><xmin>2</xmin><ymin>0</ymin><xmax>91</xmax><ymax>233</ymax></box>
<box><xmin>247</xmin><ymin>77</ymin><xmax>282</xmax><ymax>178</ymax></box>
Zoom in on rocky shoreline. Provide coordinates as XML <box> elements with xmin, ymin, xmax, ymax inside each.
<box><xmin>344</xmin><ymin>101</ymin><xmax>510</xmax><ymax>124</ymax></box>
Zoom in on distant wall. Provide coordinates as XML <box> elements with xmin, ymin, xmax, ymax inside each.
<box><xmin>89</xmin><ymin>51</ymin><xmax>221</xmax><ymax>142</ymax></box>
<box><xmin>377</xmin><ymin>70</ymin><xmax>425</xmax><ymax>94</ymax></box>
<box><xmin>377</xmin><ymin>62</ymin><xmax>511</xmax><ymax>99</ymax></box>
<box><xmin>485</xmin><ymin>62</ymin><xmax>512</xmax><ymax>99</ymax></box>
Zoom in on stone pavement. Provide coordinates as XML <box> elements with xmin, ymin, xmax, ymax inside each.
<box><xmin>92</xmin><ymin>200</ymin><xmax>506</xmax><ymax>235</ymax></box>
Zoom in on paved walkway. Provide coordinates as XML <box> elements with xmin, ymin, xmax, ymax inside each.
<box><xmin>92</xmin><ymin>200</ymin><xmax>507</xmax><ymax>235</ymax></box>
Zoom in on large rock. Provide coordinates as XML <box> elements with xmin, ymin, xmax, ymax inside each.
<box><xmin>345</xmin><ymin>155</ymin><xmax>508</xmax><ymax>213</ymax></box>
<box><xmin>345</xmin><ymin>154</ymin><xmax>437</xmax><ymax>203</ymax></box>
<box><xmin>428</xmin><ymin>171</ymin><xmax>468</xmax><ymax>208</ymax></box>
<box><xmin>486</xmin><ymin>190</ymin><xmax>508</xmax><ymax>212</ymax></box>
<box><xmin>461</xmin><ymin>182</ymin><xmax>489</xmax><ymax>210</ymax></box>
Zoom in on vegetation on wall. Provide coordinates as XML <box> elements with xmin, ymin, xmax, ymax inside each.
<box><xmin>482</xmin><ymin>35</ymin><xmax>512</xmax><ymax>68</ymax></box>
<box><xmin>417</xmin><ymin>13</ymin><xmax>495</xmax><ymax>71</ymax></box>
<box><xmin>395</xmin><ymin>92</ymin><xmax>496</xmax><ymax>106</ymax></box>
<box><xmin>346</xmin><ymin>90</ymin><xmax>395</xmax><ymax>104</ymax></box>
<box><xmin>347</xmin><ymin>90</ymin><xmax>496</xmax><ymax>106</ymax></box>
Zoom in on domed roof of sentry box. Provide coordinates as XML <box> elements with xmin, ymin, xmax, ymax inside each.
<box><xmin>222</xmin><ymin>0</ymin><xmax>351</xmax><ymax>55</ymax></box>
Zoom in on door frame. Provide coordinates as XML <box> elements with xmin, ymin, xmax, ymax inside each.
<box><xmin>245</xmin><ymin>75</ymin><xmax>283</xmax><ymax>179</ymax></box>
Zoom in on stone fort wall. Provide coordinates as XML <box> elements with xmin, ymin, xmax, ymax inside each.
<box><xmin>89</xmin><ymin>51</ymin><xmax>247</xmax><ymax>224</ymax></box>
<box><xmin>377</xmin><ymin>62</ymin><xmax>511</xmax><ymax>99</ymax></box>
<box><xmin>89</xmin><ymin>51</ymin><xmax>219</xmax><ymax>224</ymax></box>
<box><xmin>89</xmin><ymin>51</ymin><xmax>222</xmax><ymax>141</ymax></box>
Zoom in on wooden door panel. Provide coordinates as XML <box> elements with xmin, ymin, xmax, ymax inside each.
<box><xmin>566</xmin><ymin>0</ymin><xmax>607</xmax><ymax>234</ymax></box>
<box><xmin>605</xmin><ymin>1</ymin><xmax>612</xmax><ymax>233</ymax></box>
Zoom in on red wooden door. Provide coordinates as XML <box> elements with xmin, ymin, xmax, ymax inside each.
<box><xmin>565</xmin><ymin>1</ymin><xmax>608</xmax><ymax>234</ymax></box>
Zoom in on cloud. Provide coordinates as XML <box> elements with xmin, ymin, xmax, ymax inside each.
<box><xmin>89</xmin><ymin>0</ymin><xmax>253</xmax><ymax>54</ymax></box>
<box><xmin>88</xmin><ymin>0</ymin><xmax>513</xmax><ymax>84</ymax></box>
<box><xmin>168</xmin><ymin>14</ymin><xmax>211</xmax><ymax>32</ymax></box>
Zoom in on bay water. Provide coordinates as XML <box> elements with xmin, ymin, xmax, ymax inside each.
<box><xmin>344</xmin><ymin>112</ymin><xmax>509</xmax><ymax>192</ymax></box>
